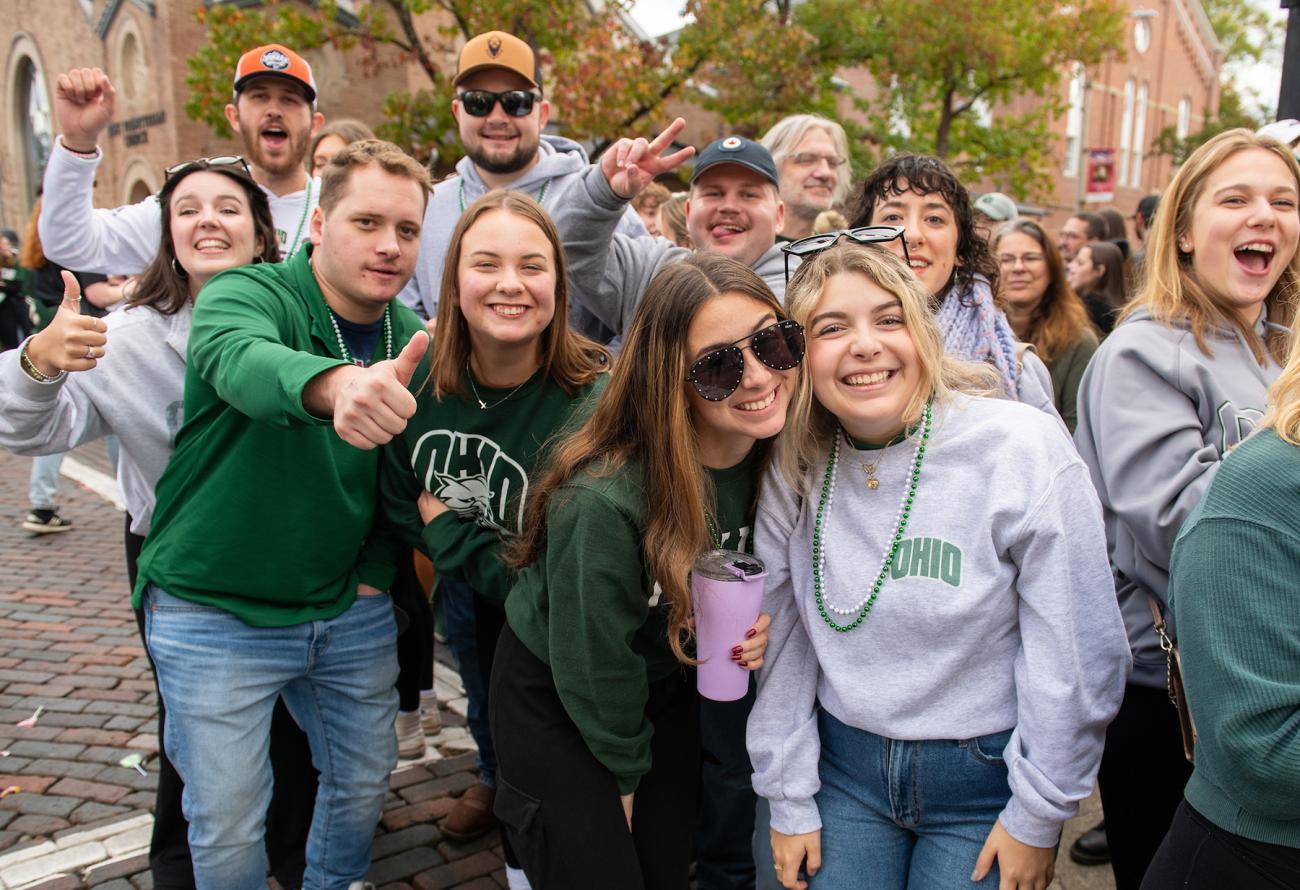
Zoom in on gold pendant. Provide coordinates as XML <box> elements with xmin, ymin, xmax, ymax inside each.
<box><xmin>867</xmin><ymin>478</ymin><xmax>879</xmax><ymax>490</ymax></box>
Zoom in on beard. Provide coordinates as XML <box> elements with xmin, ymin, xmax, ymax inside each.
<box><xmin>465</xmin><ymin>130</ymin><xmax>540</xmax><ymax>176</ymax></box>
<box><xmin>238</xmin><ymin>120</ymin><xmax>311</xmax><ymax>179</ymax></box>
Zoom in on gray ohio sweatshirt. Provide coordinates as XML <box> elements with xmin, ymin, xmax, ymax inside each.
<box><xmin>1073</xmin><ymin>306</ymin><xmax>1284</xmax><ymax>688</ymax></box>
<box><xmin>0</xmin><ymin>302</ymin><xmax>190</xmax><ymax>535</ymax></box>
<box><xmin>748</xmin><ymin>394</ymin><xmax>1130</xmax><ymax>847</ymax></box>
<box><xmin>397</xmin><ymin>134</ymin><xmax>647</xmax><ymax>323</ymax></box>
<box><xmin>548</xmin><ymin>164</ymin><xmax>791</xmax><ymax>336</ymax></box>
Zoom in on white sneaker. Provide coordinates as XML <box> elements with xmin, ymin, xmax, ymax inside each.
<box><xmin>419</xmin><ymin>690</ymin><xmax>441</xmax><ymax>734</ymax></box>
<box><xmin>395</xmin><ymin>710</ymin><xmax>424</xmax><ymax>759</ymax></box>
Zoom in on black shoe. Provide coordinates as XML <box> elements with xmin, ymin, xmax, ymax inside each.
<box><xmin>22</xmin><ymin>508</ymin><xmax>72</xmax><ymax>534</ymax></box>
<box><xmin>1069</xmin><ymin>820</ymin><xmax>1110</xmax><ymax>866</ymax></box>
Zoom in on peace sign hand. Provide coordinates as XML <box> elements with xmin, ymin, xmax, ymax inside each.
<box><xmin>600</xmin><ymin>118</ymin><xmax>697</xmax><ymax>200</ymax></box>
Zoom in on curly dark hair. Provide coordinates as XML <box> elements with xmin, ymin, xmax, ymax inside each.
<box><xmin>849</xmin><ymin>154</ymin><xmax>998</xmax><ymax>304</ymax></box>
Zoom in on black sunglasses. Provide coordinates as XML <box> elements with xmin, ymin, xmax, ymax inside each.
<box><xmin>457</xmin><ymin>89</ymin><xmax>541</xmax><ymax>118</ymax></box>
<box><xmin>164</xmin><ymin>156</ymin><xmax>252</xmax><ymax>180</ymax></box>
<box><xmin>687</xmin><ymin>319</ymin><xmax>805</xmax><ymax>402</ymax></box>
<box><xmin>780</xmin><ymin>226</ymin><xmax>910</xmax><ymax>282</ymax></box>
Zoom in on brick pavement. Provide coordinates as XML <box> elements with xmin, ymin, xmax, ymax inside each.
<box><xmin>0</xmin><ymin>444</ymin><xmax>1117</xmax><ymax>890</ymax></box>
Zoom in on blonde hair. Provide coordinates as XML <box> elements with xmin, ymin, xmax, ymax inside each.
<box><xmin>427</xmin><ymin>189</ymin><xmax>608</xmax><ymax>398</ymax></box>
<box><xmin>1122</xmin><ymin>128</ymin><xmax>1300</xmax><ymax>365</ymax></box>
<box><xmin>1261</xmin><ymin>323</ymin><xmax>1300</xmax><ymax>443</ymax></box>
<box><xmin>779</xmin><ymin>243</ymin><xmax>999</xmax><ymax>491</ymax></box>
<box><xmin>658</xmin><ymin>193</ymin><xmax>691</xmax><ymax>248</ymax></box>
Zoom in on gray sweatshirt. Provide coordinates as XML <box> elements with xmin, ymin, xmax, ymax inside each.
<box><xmin>38</xmin><ymin>137</ymin><xmax>316</xmax><ymax>274</ymax></box>
<box><xmin>0</xmin><ymin>302</ymin><xmax>189</xmax><ymax>535</ymax></box>
<box><xmin>748</xmin><ymin>394</ymin><xmax>1130</xmax><ymax>847</ymax></box>
<box><xmin>397</xmin><ymin>134</ymin><xmax>647</xmax><ymax>321</ymax></box>
<box><xmin>549</xmin><ymin>164</ymin><xmax>791</xmax><ymax>336</ymax></box>
<box><xmin>1073</xmin><ymin>306</ymin><xmax>1284</xmax><ymax>687</ymax></box>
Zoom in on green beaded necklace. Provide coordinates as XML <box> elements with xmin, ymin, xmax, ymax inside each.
<box><xmin>812</xmin><ymin>400</ymin><xmax>932</xmax><ymax>632</ymax></box>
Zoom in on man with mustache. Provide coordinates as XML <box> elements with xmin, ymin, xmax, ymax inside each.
<box><xmin>397</xmin><ymin>29</ymin><xmax>647</xmax><ymax>336</ymax></box>
<box><xmin>38</xmin><ymin>44</ymin><xmax>324</xmax><ymax>272</ymax></box>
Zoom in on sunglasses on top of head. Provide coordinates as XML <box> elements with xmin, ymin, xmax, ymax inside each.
<box><xmin>457</xmin><ymin>89</ymin><xmax>542</xmax><ymax>118</ymax></box>
<box><xmin>164</xmin><ymin>156</ymin><xmax>252</xmax><ymax>182</ymax></box>
<box><xmin>780</xmin><ymin>225</ymin><xmax>910</xmax><ymax>282</ymax></box>
<box><xmin>686</xmin><ymin>319</ymin><xmax>806</xmax><ymax>402</ymax></box>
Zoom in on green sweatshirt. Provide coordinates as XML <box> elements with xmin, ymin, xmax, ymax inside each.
<box><xmin>1045</xmin><ymin>329</ymin><xmax>1098</xmax><ymax>434</ymax></box>
<box><xmin>506</xmin><ymin>446</ymin><xmax>760</xmax><ymax>794</ymax></box>
<box><xmin>378</xmin><ymin>367</ymin><xmax>607</xmax><ymax>600</ymax></box>
<box><xmin>133</xmin><ymin>247</ymin><xmax>425</xmax><ymax>626</ymax></box>
<box><xmin>1170</xmin><ymin>428</ymin><xmax>1300</xmax><ymax>849</ymax></box>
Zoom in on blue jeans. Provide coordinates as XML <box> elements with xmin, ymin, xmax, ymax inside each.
<box><xmin>439</xmin><ymin>577</ymin><xmax>496</xmax><ymax>786</ymax></box>
<box><xmin>28</xmin><ymin>453</ymin><xmax>64</xmax><ymax>509</ymax></box>
<box><xmin>812</xmin><ymin>710</ymin><xmax>1013</xmax><ymax>889</ymax></box>
<box><xmin>144</xmin><ymin>585</ymin><xmax>399</xmax><ymax>890</ymax></box>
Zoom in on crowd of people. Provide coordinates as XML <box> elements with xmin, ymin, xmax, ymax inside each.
<box><xmin>0</xmin><ymin>26</ymin><xmax>1296</xmax><ymax>890</ymax></box>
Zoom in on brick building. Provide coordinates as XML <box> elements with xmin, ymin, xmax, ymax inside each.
<box><xmin>0</xmin><ymin>0</ymin><xmax>411</xmax><ymax>238</ymax></box>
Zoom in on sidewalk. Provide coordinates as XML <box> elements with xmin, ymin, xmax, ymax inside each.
<box><xmin>0</xmin><ymin>444</ymin><xmax>1116</xmax><ymax>890</ymax></box>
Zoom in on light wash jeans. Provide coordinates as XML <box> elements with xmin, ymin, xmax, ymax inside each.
<box><xmin>810</xmin><ymin>710</ymin><xmax>1014</xmax><ymax>889</ymax></box>
<box><xmin>28</xmin><ymin>453</ymin><xmax>64</xmax><ymax>509</ymax></box>
<box><xmin>144</xmin><ymin>585</ymin><xmax>399</xmax><ymax>890</ymax></box>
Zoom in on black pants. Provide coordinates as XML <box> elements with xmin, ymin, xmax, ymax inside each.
<box><xmin>1142</xmin><ymin>799</ymin><xmax>1300</xmax><ymax>889</ymax></box>
<box><xmin>1098</xmin><ymin>683</ymin><xmax>1194</xmax><ymax>890</ymax></box>
<box><xmin>697</xmin><ymin>680</ymin><xmax>758</xmax><ymax>890</ymax></box>
<box><xmin>490</xmin><ymin>624</ymin><xmax>700</xmax><ymax>889</ymax></box>
<box><xmin>391</xmin><ymin>549</ymin><xmax>434</xmax><ymax>712</ymax></box>
<box><xmin>127</xmin><ymin>518</ymin><xmax>316</xmax><ymax>890</ymax></box>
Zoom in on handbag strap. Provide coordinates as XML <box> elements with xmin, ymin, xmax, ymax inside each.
<box><xmin>1147</xmin><ymin>594</ymin><xmax>1173</xmax><ymax>653</ymax></box>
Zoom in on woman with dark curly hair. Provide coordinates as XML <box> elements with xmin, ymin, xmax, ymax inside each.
<box><xmin>849</xmin><ymin>155</ymin><xmax>1058</xmax><ymax>418</ymax></box>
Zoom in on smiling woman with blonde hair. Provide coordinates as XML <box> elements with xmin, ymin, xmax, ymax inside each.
<box><xmin>750</xmin><ymin>240</ymin><xmax>1128</xmax><ymax>890</ymax></box>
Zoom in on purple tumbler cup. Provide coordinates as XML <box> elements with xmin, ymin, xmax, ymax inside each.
<box><xmin>692</xmin><ymin>550</ymin><xmax>767</xmax><ymax>701</ymax></box>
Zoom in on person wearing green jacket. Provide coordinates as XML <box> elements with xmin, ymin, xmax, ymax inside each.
<box><xmin>490</xmin><ymin>254</ymin><xmax>792</xmax><ymax>888</ymax></box>
<box><xmin>134</xmin><ymin>140</ymin><xmax>432</xmax><ymax>890</ymax></box>
<box><xmin>1145</xmin><ymin>331</ymin><xmax>1300</xmax><ymax>888</ymax></box>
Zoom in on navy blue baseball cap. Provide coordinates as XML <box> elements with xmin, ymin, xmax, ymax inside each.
<box><xmin>691</xmin><ymin>136</ymin><xmax>779</xmax><ymax>188</ymax></box>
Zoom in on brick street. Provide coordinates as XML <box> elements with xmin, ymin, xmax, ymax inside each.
<box><xmin>0</xmin><ymin>444</ymin><xmax>1114</xmax><ymax>890</ymax></box>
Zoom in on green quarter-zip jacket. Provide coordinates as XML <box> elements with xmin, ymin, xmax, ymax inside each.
<box><xmin>132</xmin><ymin>247</ymin><xmax>425</xmax><ymax>626</ymax></box>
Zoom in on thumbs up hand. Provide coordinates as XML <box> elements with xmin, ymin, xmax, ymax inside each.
<box><xmin>23</xmin><ymin>271</ymin><xmax>109</xmax><ymax>377</ymax></box>
<box><xmin>304</xmin><ymin>329</ymin><xmax>429</xmax><ymax>450</ymax></box>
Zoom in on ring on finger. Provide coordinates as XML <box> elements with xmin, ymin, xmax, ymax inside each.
<box><xmin>84</xmin><ymin>345</ymin><xmax>94</xmax><ymax>359</ymax></box>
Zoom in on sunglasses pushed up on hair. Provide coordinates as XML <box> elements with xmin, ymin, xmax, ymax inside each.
<box><xmin>457</xmin><ymin>89</ymin><xmax>541</xmax><ymax>118</ymax></box>
<box><xmin>687</xmin><ymin>319</ymin><xmax>806</xmax><ymax>402</ymax></box>
<box><xmin>164</xmin><ymin>156</ymin><xmax>252</xmax><ymax>180</ymax></box>
<box><xmin>780</xmin><ymin>225</ymin><xmax>910</xmax><ymax>282</ymax></box>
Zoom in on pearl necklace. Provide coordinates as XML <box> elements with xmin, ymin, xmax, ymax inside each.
<box><xmin>812</xmin><ymin>401</ymin><xmax>932</xmax><ymax>633</ymax></box>
<box><xmin>328</xmin><ymin>303</ymin><xmax>393</xmax><ymax>366</ymax></box>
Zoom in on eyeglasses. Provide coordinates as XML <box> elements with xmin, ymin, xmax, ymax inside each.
<box><xmin>997</xmin><ymin>253</ymin><xmax>1046</xmax><ymax>268</ymax></box>
<box><xmin>686</xmin><ymin>319</ymin><xmax>805</xmax><ymax>402</ymax></box>
<box><xmin>164</xmin><ymin>156</ymin><xmax>251</xmax><ymax>180</ymax></box>
<box><xmin>457</xmin><ymin>89</ymin><xmax>541</xmax><ymax>118</ymax></box>
<box><xmin>788</xmin><ymin>152</ymin><xmax>847</xmax><ymax>168</ymax></box>
<box><xmin>780</xmin><ymin>226</ymin><xmax>909</xmax><ymax>282</ymax></box>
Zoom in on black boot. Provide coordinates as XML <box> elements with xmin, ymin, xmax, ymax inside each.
<box><xmin>1068</xmin><ymin>820</ymin><xmax>1110</xmax><ymax>866</ymax></box>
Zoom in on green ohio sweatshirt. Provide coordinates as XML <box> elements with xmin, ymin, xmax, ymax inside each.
<box><xmin>505</xmin><ymin>447</ymin><xmax>760</xmax><ymax>794</ymax></box>
<box><xmin>1170</xmin><ymin>427</ymin><xmax>1300</xmax><ymax>849</ymax></box>
<box><xmin>377</xmin><ymin>367</ymin><xmax>607</xmax><ymax>600</ymax></box>
<box><xmin>132</xmin><ymin>247</ymin><xmax>425</xmax><ymax>626</ymax></box>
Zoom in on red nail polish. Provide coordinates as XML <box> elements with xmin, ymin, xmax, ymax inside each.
<box><xmin>731</xmin><ymin>645</ymin><xmax>743</xmax><ymax>656</ymax></box>
<box><xmin>745</xmin><ymin>628</ymin><xmax>757</xmax><ymax>639</ymax></box>
<box><xmin>730</xmin><ymin>654</ymin><xmax>742</xmax><ymax>661</ymax></box>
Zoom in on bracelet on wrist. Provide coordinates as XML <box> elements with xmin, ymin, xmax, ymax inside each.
<box><xmin>59</xmin><ymin>137</ymin><xmax>98</xmax><ymax>158</ymax></box>
<box><xmin>18</xmin><ymin>338</ymin><xmax>65</xmax><ymax>384</ymax></box>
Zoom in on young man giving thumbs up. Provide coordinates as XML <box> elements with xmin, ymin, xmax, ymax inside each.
<box><xmin>132</xmin><ymin>141</ymin><xmax>431</xmax><ymax>890</ymax></box>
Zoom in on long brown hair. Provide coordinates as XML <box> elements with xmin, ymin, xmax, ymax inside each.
<box><xmin>18</xmin><ymin>198</ymin><xmax>45</xmax><ymax>269</ymax></box>
<box><xmin>1122</xmin><ymin>128</ymin><xmax>1300</xmax><ymax>364</ymax></box>
<box><xmin>427</xmin><ymin>190</ymin><xmax>609</xmax><ymax>398</ymax></box>
<box><xmin>1079</xmin><ymin>240</ymin><xmax>1127</xmax><ymax>310</ymax></box>
<box><xmin>993</xmin><ymin>219</ymin><xmax>1096</xmax><ymax>362</ymax></box>
<box><xmin>507</xmin><ymin>254</ymin><xmax>787</xmax><ymax>663</ymax></box>
<box><xmin>126</xmin><ymin>161</ymin><xmax>280</xmax><ymax>316</ymax></box>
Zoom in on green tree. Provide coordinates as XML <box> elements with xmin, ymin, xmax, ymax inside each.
<box><xmin>796</xmin><ymin>0</ymin><xmax>1126</xmax><ymax>199</ymax></box>
<box><xmin>186</xmin><ymin>0</ymin><xmax>832</xmax><ymax>168</ymax></box>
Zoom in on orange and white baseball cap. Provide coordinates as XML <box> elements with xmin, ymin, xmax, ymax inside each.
<box><xmin>453</xmin><ymin>31</ymin><xmax>541</xmax><ymax>92</ymax></box>
<box><xmin>232</xmin><ymin>44</ymin><xmax>318</xmax><ymax>107</ymax></box>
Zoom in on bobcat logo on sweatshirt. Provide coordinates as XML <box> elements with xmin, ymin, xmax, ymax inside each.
<box><xmin>411</xmin><ymin>430</ymin><xmax>528</xmax><ymax>534</ymax></box>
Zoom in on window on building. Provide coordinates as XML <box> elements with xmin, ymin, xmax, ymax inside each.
<box><xmin>1118</xmin><ymin>78</ymin><xmax>1135</xmax><ymax>186</ymax></box>
<box><xmin>1131</xmin><ymin>82</ymin><xmax>1149</xmax><ymax>189</ymax></box>
<box><xmin>1177</xmin><ymin>96</ymin><xmax>1192</xmax><ymax>141</ymax></box>
<box><xmin>14</xmin><ymin>57</ymin><xmax>53</xmax><ymax>209</ymax></box>
<box><xmin>1064</xmin><ymin>63</ymin><xmax>1085</xmax><ymax>177</ymax></box>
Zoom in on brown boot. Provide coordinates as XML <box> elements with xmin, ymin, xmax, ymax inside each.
<box><xmin>442</xmin><ymin>780</ymin><xmax>496</xmax><ymax>841</ymax></box>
